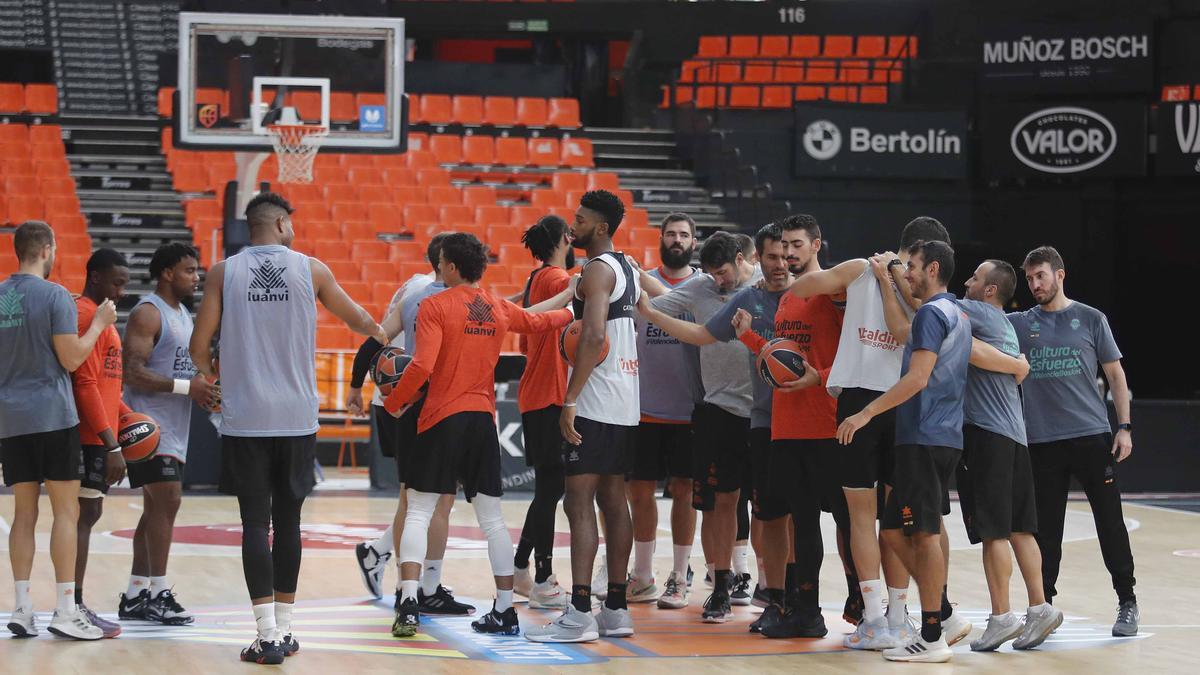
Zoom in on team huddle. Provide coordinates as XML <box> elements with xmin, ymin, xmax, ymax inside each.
<box><xmin>0</xmin><ymin>188</ymin><xmax>1139</xmax><ymax>664</ymax></box>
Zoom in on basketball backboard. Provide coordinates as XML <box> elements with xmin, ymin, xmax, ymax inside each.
<box><xmin>175</xmin><ymin>12</ymin><xmax>406</xmax><ymax>152</ymax></box>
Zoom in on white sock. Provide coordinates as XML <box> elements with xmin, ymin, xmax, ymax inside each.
<box><xmin>672</xmin><ymin>545</ymin><xmax>691</xmax><ymax>577</ymax></box>
<box><xmin>887</xmin><ymin>586</ymin><xmax>910</xmax><ymax>627</ymax></box>
<box><xmin>400</xmin><ymin>579</ymin><xmax>419</xmax><ymax>603</ymax></box>
<box><xmin>496</xmin><ymin>589</ymin><xmax>513</xmax><ymax>612</ymax></box>
<box><xmin>733</xmin><ymin>545</ymin><xmax>750</xmax><ymax>577</ymax></box>
<box><xmin>860</xmin><ymin>579</ymin><xmax>885</xmax><ymax>623</ymax></box>
<box><xmin>55</xmin><ymin>582</ymin><xmax>76</xmax><ymax>614</ymax></box>
<box><xmin>420</xmin><ymin>560</ymin><xmax>443</xmax><ymax>595</ymax></box>
<box><xmin>14</xmin><ymin>580</ymin><xmax>31</xmax><ymax>611</ymax></box>
<box><xmin>253</xmin><ymin>603</ymin><xmax>277</xmax><ymax>640</ymax></box>
<box><xmin>126</xmin><ymin>575</ymin><xmax>150</xmax><ymax>599</ymax></box>
<box><xmin>633</xmin><ymin>540</ymin><xmax>655</xmax><ymax>582</ymax></box>
<box><xmin>992</xmin><ymin>610</ymin><xmax>1016</xmax><ymax>623</ymax></box>
<box><xmin>150</xmin><ymin>576</ymin><xmax>169</xmax><ymax>596</ymax></box>
<box><xmin>372</xmin><ymin>525</ymin><xmax>394</xmax><ymax>556</ymax></box>
<box><xmin>1028</xmin><ymin>602</ymin><xmax>1051</xmax><ymax>615</ymax></box>
<box><xmin>275</xmin><ymin>601</ymin><xmax>294</xmax><ymax>636</ymax></box>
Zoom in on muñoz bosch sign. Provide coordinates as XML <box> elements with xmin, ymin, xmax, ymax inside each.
<box><xmin>979</xmin><ymin>19</ymin><xmax>1153</xmax><ymax>93</ymax></box>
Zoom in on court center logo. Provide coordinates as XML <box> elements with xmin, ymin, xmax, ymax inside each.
<box><xmin>1011</xmin><ymin>106</ymin><xmax>1117</xmax><ymax>174</ymax></box>
<box><xmin>0</xmin><ymin>288</ymin><xmax>24</xmax><ymax>329</ymax></box>
<box><xmin>802</xmin><ymin>120</ymin><xmax>842</xmax><ymax>160</ymax></box>
<box><xmin>248</xmin><ymin>259</ymin><xmax>289</xmax><ymax>302</ymax></box>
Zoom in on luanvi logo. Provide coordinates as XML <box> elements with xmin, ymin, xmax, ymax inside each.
<box><xmin>248</xmin><ymin>259</ymin><xmax>289</xmax><ymax>302</ymax></box>
<box><xmin>1011</xmin><ymin>107</ymin><xmax>1117</xmax><ymax>174</ymax></box>
<box><xmin>464</xmin><ymin>295</ymin><xmax>496</xmax><ymax>336</ymax></box>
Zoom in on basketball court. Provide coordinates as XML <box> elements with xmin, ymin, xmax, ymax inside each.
<box><xmin>1</xmin><ymin>473</ymin><xmax>1196</xmax><ymax>672</ymax></box>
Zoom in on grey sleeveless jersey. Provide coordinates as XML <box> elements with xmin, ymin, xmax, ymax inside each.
<box><xmin>219</xmin><ymin>245</ymin><xmax>319</xmax><ymax>437</ymax></box>
<box><xmin>123</xmin><ymin>293</ymin><xmax>196</xmax><ymax>461</ymax></box>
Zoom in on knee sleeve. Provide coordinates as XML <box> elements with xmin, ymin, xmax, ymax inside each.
<box><xmin>399</xmin><ymin>490</ymin><xmax>438</xmax><ymax>565</ymax></box>
<box><xmin>473</xmin><ymin>494</ymin><xmax>515</xmax><ymax>577</ymax></box>
<box><xmin>270</xmin><ymin>496</ymin><xmax>305</xmax><ymax>594</ymax></box>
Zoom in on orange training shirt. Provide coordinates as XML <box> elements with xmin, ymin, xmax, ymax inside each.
<box><xmin>72</xmin><ymin>296</ymin><xmax>131</xmax><ymax>446</ymax></box>
<box><xmin>517</xmin><ymin>265</ymin><xmax>572</xmax><ymax>414</ymax></box>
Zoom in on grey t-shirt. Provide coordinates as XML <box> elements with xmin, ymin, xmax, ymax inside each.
<box><xmin>959</xmin><ymin>299</ymin><xmax>1027</xmax><ymax>446</ymax></box>
<box><xmin>651</xmin><ymin>270</ymin><xmax>761</xmax><ymax>419</ymax></box>
<box><xmin>636</xmin><ymin>267</ymin><xmax>704</xmax><ymax>422</ymax></box>
<box><xmin>402</xmin><ymin>280</ymin><xmax>447</xmax><ymax>355</ymax></box>
<box><xmin>1008</xmin><ymin>301</ymin><xmax>1121</xmax><ymax>444</ymax></box>
<box><xmin>704</xmin><ymin>286</ymin><xmax>783</xmax><ymax>429</ymax></box>
<box><xmin>895</xmin><ymin>293</ymin><xmax>972</xmax><ymax>449</ymax></box>
<box><xmin>0</xmin><ymin>274</ymin><xmax>80</xmax><ymax>438</ymax></box>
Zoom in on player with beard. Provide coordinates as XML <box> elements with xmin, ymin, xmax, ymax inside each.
<box><xmin>635</xmin><ymin>222</ymin><xmax>791</xmax><ymax>628</ymax></box>
<box><xmin>624</xmin><ymin>213</ymin><xmax>702</xmax><ymax>609</ymax></box>
<box><xmin>120</xmin><ymin>244</ymin><xmax>219</xmax><ymax>629</ymax></box>
<box><xmin>1008</xmin><ymin>246</ymin><xmax>1139</xmax><ymax>638</ymax></box>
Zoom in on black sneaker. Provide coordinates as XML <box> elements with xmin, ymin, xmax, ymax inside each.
<box><xmin>761</xmin><ymin>605</ymin><xmax>827</xmax><ymax>639</ymax></box>
<box><xmin>701</xmin><ymin>592</ymin><xmax>732</xmax><ymax>623</ymax></box>
<box><xmin>392</xmin><ymin>597</ymin><xmax>420</xmax><ymax>638</ymax></box>
<box><xmin>418</xmin><ymin>585</ymin><xmax>476</xmax><ymax>616</ymax></box>
<box><xmin>686</xmin><ymin>565</ymin><xmax>694</xmax><ymax>588</ymax></box>
<box><xmin>752</xmin><ymin>584</ymin><xmax>771</xmax><ymax>609</ymax></box>
<box><xmin>730</xmin><ymin>573</ymin><xmax>753</xmax><ymax>606</ymax></box>
<box><xmin>470</xmin><ymin>602</ymin><xmax>520</xmax><ymax>635</ymax></box>
<box><xmin>750</xmin><ymin>603</ymin><xmax>784</xmax><ymax>634</ymax></box>
<box><xmin>117</xmin><ymin>590</ymin><xmax>151</xmax><ymax>621</ymax></box>
<box><xmin>280</xmin><ymin>633</ymin><xmax>300</xmax><ymax>656</ymax></box>
<box><xmin>147</xmin><ymin>589</ymin><xmax>194</xmax><ymax>625</ymax></box>
<box><xmin>240</xmin><ymin>637</ymin><xmax>286</xmax><ymax>665</ymax></box>
<box><xmin>843</xmin><ymin>593</ymin><xmax>864</xmax><ymax>627</ymax></box>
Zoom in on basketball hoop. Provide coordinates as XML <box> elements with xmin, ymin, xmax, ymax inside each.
<box><xmin>267</xmin><ymin>124</ymin><xmax>328</xmax><ymax>183</ymax></box>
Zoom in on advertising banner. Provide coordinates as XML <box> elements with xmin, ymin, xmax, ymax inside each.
<box><xmin>980</xmin><ymin>20</ymin><xmax>1153</xmax><ymax>92</ymax></box>
<box><xmin>983</xmin><ymin>103</ymin><xmax>1146</xmax><ymax>178</ymax></box>
<box><xmin>793</xmin><ymin>104</ymin><xmax>968</xmax><ymax>179</ymax></box>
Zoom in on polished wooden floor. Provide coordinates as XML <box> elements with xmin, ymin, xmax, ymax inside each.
<box><xmin>1</xmin><ymin>470</ymin><xmax>1196</xmax><ymax>673</ymax></box>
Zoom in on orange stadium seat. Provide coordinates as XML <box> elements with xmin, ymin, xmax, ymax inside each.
<box><xmin>348</xmin><ymin>167</ymin><xmax>385</xmax><ymax>186</ymax></box>
<box><xmin>495</xmin><ymin>137</ymin><xmax>529</xmax><ymax>166</ymax></box>
<box><xmin>29</xmin><ymin>125</ymin><xmax>62</xmax><ymax>144</ymax></box>
<box><xmin>158</xmin><ymin>87</ymin><xmax>175</xmax><ymax>117</ymax></box>
<box><xmin>417</xmin><ymin>168</ymin><xmax>452</xmax><ymax>186</ymax></box>
<box><xmin>729</xmin><ymin>36</ymin><xmax>759</xmax><ymax>58</ymax></box>
<box><xmin>484</xmin><ymin>96</ymin><xmax>517</xmax><ymax>126</ymax></box>
<box><xmin>743</xmin><ymin>62</ymin><xmax>774</xmax><ymax>83</ymax></box>
<box><xmin>587</xmin><ymin>172</ymin><xmax>620</xmax><ymax>191</ymax></box>
<box><xmin>715</xmin><ymin>64</ymin><xmax>741</xmax><ymax>84</ymax></box>
<box><xmin>509</xmin><ymin>205</ymin><xmax>542</xmax><ymax>228</ymax></box>
<box><xmin>441</xmin><ymin>204</ymin><xmax>474</xmax><ymax>227</ymax></box>
<box><xmin>406</xmin><ymin>151</ymin><xmax>440</xmax><ymax>169</ymax></box>
<box><xmin>806</xmin><ymin>61</ymin><xmax>838</xmax><ymax>83</ymax></box>
<box><xmin>6</xmin><ymin>196</ymin><xmax>43</xmax><ymax>222</ymax></box>
<box><xmin>462</xmin><ymin>185</ymin><xmax>497</xmax><ymax>207</ymax></box>
<box><xmin>332</xmin><ymin>202</ymin><xmax>369</xmax><ymax>222</ymax></box>
<box><xmin>453</xmin><ymin>95</ymin><xmax>485</xmax><ymax>125</ymax></box>
<box><xmin>475</xmin><ymin>204</ymin><xmax>509</xmax><ymax>227</ymax></box>
<box><xmin>404</xmin><ymin>204</ymin><xmax>439</xmax><ymax>228</ymax></box>
<box><xmin>361</xmin><ymin>261</ymin><xmax>396</xmax><ymax>283</ymax></box>
<box><xmin>560</xmin><ymin>138</ymin><xmax>593</xmax><ymax>167</ymax></box>
<box><xmin>24</xmin><ymin>84</ymin><xmax>57</xmax><ymax>114</ymax></box>
<box><xmin>531</xmin><ymin>190</ymin><xmax>566</xmax><ymax>209</ymax></box>
<box><xmin>762</xmin><ymin>86</ymin><xmax>792</xmax><ymax>108</ymax></box>
<box><xmin>697</xmin><ymin>36</ymin><xmax>727</xmax><ymax>58</ymax></box>
<box><xmin>393</xmin><ymin>185</ymin><xmax>425</xmax><ymax>204</ymax></box>
<box><xmin>553</xmin><ymin>172</ymin><xmax>588</xmax><ymax>192</ymax></box>
<box><xmin>760</xmin><ymin>35</ymin><xmax>789</xmax><ymax>58</ymax></box>
<box><xmin>426</xmin><ymin>185</ymin><xmax>461</xmax><ymax>205</ymax></box>
<box><xmin>0</xmin><ymin>124</ymin><xmax>27</xmax><ymax>142</ymax></box>
<box><xmin>324</xmin><ymin>183</ymin><xmax>358</xmax><ymax>203</ymax></box>
<box><xmin>0</xmin><ymin>84</ymin><xmax>24</xmax><ymax>112</ymax></box>
<box><xmin>860</xmin><ymin>86</ymin><xmax>888</xmax><ymax>104</ymax></box>
<box><xmin>351</xmin><ymin>241</ymin><xmax>389</xmax><ymax>261</ymax></box>
<box><xmin>391</xmin><ymin>242</ymin><xmax>426</xmax><ymax>263</ymax></box>
<box><xmin>791</xmin><ymin>35</ymin><xmax>821</xmax><ymax>58</ymax></box>
<box><xmin>357</xmin><ymin>92</ymin><xmax>386</xmax><ymax>109</ymax></box>
<box><xmin>429</xmin><ymin>135</ymin><xmax>464</xmax><ymax>164</ymax></box>
<box><xmin>358</xmin><ymin>185</ymin><xmax>391</xmax><ymax>204</ymax></box>
<box><xmin>516</xmin><ymin>97</ymin><xmax>548</xmax><ymax>126</ymax></box>
<box><xmin>384</xmin><ymin>168</ymin><xmax>418</xmax><ymax>186</ymax></box>
<box><xmin>342</xmin><ymin>221</ymin><xmax>375</xmax><ymax>241</ymax></box>
<box><xmin>326</xmin><ymin>260</ymin><xmax>359</xmax><ymax>280</ymax></box>
<box><xmin>463</xmin><ymin>136</ymin><xmax>496</xmax><ymax>165</ymax></box>
<box><xmin>796</xmin><ymin>85</ymin><xmax>825</xmax><ymax>101</ymax></box>
<box><xmin>330</xmin><ymin>92</ymin><xmax>357</xmax><ymax>122</ymax></box>
<box><xmin>547</xmin><ymin>98</ymin><xmax>581</xmax><ymax>128</ymax></box>
<box><xmin>857</xmin><ymin>35</ymin><xmax>887</xmax><ymax>58</ymax></box>
<box><xmin>419</xmin><ymin>94</ymin><xmax>453</xmax><ymax>125</ymax></box>
<box><xmin>823</xmin><ymin>35</ymin><xmax>854</xmax><ymax>58</ymax></box>
<box><xmin>368</xmin><ymin>204</ymin><xmax>403</xmax><ymax>232</ymax></box>
<box><xmin>372</xmin><ymin>281</ymin><xmax>398</xmax><ymax>305</ymax></box>
<box><xmin>729</xmin><ymin>86</ymin><xmax>760</xmax><ymax>108</ymax></box>
<box><xmin>841</xmin><ymin>60</ymin><xmax>871</xmax><ymax>83</ymax></box>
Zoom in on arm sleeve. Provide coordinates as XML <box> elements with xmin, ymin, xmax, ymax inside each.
<box><xmin>506</xmin><ymin>301</ymin><xmax>574</xmax><ymax>335</ymax></box>
<box><xmin>910</xmin><ymin>305</ymin><xmax>950</xmax><ymax>354</ymax></box>
<box><xmin>704</xmin><ymin>289</ymin><xmax>751</xmax><ymax>343</ymax></box>
<box><xmin>351</xmin><ymin>337</ymin><xmax>384</xmax><ymax>388</ymax></box>
<box><xmin>738</xmin><ymin>329</ymin><xmax>769</xmax><ymax>355</ymax></box>
<box><xmin>51</xmin><ymin>288</ymin><xmax>77</xmax><ymax>335</ymax></box>
<box><xmin>384</xmin><ymin>302</ymin><xmax>440</xmax><ymax>414</ymax></box>
<box><xmin>1094</xmin><ymin>312</ymin><xmax>1123</xmax><ymax>363</ymax></box>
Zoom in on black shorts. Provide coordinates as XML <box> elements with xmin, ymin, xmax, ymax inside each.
<box><xmin>691</xmin><ymin>402</ymin><xmax>750</xmax><ymax>511</ymax></box>
<box><xmin>1</xmin><ymin>426</ymin><xmax>83</xmax><ymax>486</ymax></box>
<box><xmin>81</xmin><ymin>445</ymin><xmax>112</xmax><ymax>495</ymax></box>
<box><xmin>129</xmin><ymin>455</ymin><xmax>184</xmax><ymax>489</ymax></box>
<box><xmin>631</xmin><ymin>422</ymin><xmax>692</xmax><ymax>482</ymax></box>
<box><xmin>563</xmin><ymin>416</ymin><xmax>635</xmax><ymax>478</ymax></box>
<box><xmin>836</xmin><ymin>388</ymin><xmax>896</xmax><ymax>489</ymax></box>
<box><xmin>408</xmin><ymin>411</ymin><xmax>503</xmax><ymax>500</ymax></box>
<box><xmin>220</xmin><ymin>434</ymin><xmax>317</xmax><ymax>499</ymax></box>
<box><xmin>750</xmin><ymin>427</ymin><xmax>788</xmax><ymax>521</ymax></box>
<box><xmin>882</xmin><ymin>444</ymin><xmax>960</xmax><ymax>536</ymax></box>
<box><xmin>522</xmin><ymin>405</ymin><xmax>564</xmax><ymax>470</ymax></box>
<box><xmin>374</xmin><ymin>400</ymin><xmax>423</xmax><ymax>484</ymax></box>
<box><xmin>958</xmin><ymin>425</ymin><xmax>1037</xmax><ymax>544</ymax></box>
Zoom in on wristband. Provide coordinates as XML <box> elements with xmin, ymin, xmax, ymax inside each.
<box><xmin>107</xmin><ymin>445</ymin><xmax>122</xmax><ymax>454</ymax></box>
<box><xmin>562</xmin><ymin>401</ymin><xmax>577</xmax><ymax>408</ymax></box>
<box><xmin>173</xmin><ymin>378</ymin><xmax>191</xmax><ymax>396</ymax></box>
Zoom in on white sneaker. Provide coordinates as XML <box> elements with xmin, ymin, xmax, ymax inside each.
<box><xmin>1013</xmin><ymin>604</ymin><xmax>1064</xmax><ymax>650</ymax></box>
<box><xmin>657</xmin><ymin>571</ymin><xmax>689</xmax><ymax>609</ymax></box>
<box><xmin>970</xmin><ymin>612</ymin><xmax>1023</xmax><ymax>651</ymax></box>
<box><xmin>354</xmin><ymin>542</ymin><xmax>390</xmax><ymax>599</ymax></box>
<box><xmin>514</xmin><ymin>566</ymin><xmax>534</xmax><ymax>598</ymax></box>
<box><xmin>597</xmin><ymin>605</ymin><xmax>634</xmax><ymax>637</ymax></box>
<box><xmin>530</xmin><ymin>575</ymin><xmax>569</xmax><ymax>610</ymax></box>
<box><xmin>889</xmin><ymin>613</ymin><xmax>920</xmax><ymax>645</ymax></box>
<box><xmin>48</xmin><ymin>608</ymin><xmax>103</xmax><ymax>640</ymax></box>
<box><xmin>627</xmin><ymin>574</ymin><xmax>658</xmax><ymax>603</ymax></box>
<box><xmin>525</xmin><ymin>606</ymin><xmax>600</xmax><ymax>643</ymax></box>
<box><xmin>591</xmin><ymin>562</ymin><xmax>608</xmax><ymax>601</ymax></box>
<box><xmin>7</xmin><ymin>606</ymin><xmax>38</xmax><ymax>637</ymax></box>
<box><xmin>883</xmin><ymin>634</ymin><xmax>952</xmax><ymax>662</ymax></box>
<box><xmin>844</xmin><ymin>617</ymin><xmax>899</xmax><ymax>651</ymax></box>
<box><xmin>942</xmin><ymin>609</ymin><xmax>973</xmax><ymax>646</ymax></box>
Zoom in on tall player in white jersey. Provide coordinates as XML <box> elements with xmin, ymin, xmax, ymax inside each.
<box><xmin>190</xmin><ymin>192</ymin><xmax>386</xmax><ymax>665</ymax></box>
<box><xmin>121</xmin><ymin>244</ymin><xmax>218</xmax><ymax>625</ymax></box>
<box><xmin>528</xmin><ymin>190</ymin><xmax>641</xmax><ymax>644</ymax></box>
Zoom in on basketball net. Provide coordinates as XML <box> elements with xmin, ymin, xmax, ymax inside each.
<box><xmin>267</xmin><ymin>124</ymin><xmax>328</xmax><ymax>183</ymax></box>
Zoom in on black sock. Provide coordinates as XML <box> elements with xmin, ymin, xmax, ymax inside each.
<box><xmin>784</xmin><ymin>563</ymin><xmax>798</xmax><ymax>595</ymax></box>
<box><xmin>940</xmin><ymin>585</ymin><xmax>953</xmax><ymax>621</ymax></box>
<box><xmin>74</xmin><ymin>588</ymin><xmax>83</xmax><ymax>604</ymax></box>
<box><xmin>571</xmin><ymin>585</ymin><xmax>591</xmax><ymax>613</ymax></box>
<box><xmin>796</xmin><ymin>580</ymin><xmax>819</xmax><ymax>610</ymax></box>
<box><xmin>514</xmin><ymin>538</ymin><xmax>534</xmax><ymax>570</ymax></box>
<box><xmin>921</xmin><ymin>610</ymin><xmax>942</xmax><ymax>642</ymax></box>
<box><xmin>768</xmin><ymin>588</ymin><xmax>786</xmax><ymax>607</ymax></box>
<box><xmin>605</xmin><ymin>582</ymin><xmax>628</xmax><ymax>610</ymax></box>
<box><xmin>714</xmin><ymin>570</ymin><xmax>731</xmax><ymax>597</ymax></box>
<box><xmin>534</xmin><ymin>555</ymin><xmax>553</xmax><ymax>584</ymax></box>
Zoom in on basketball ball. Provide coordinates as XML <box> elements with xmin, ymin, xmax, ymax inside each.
<box><xmin>370</xmin><ymin>346</ymin><xmax>412</xmax><ymax>398</ymax></box>
<box><xmin>558</xmin><ymin>320</ymin><xmax>610</xmax><ymax>367</ymax></box>
<box><xmin>756</xmin><ymin>338</ymin><xmax>809</xmax><ymax>388</ymax></box>
<box><xmin>117</xmin><ymin>412</ymin><xmax>160</xmax><ymax>464</ymax></box>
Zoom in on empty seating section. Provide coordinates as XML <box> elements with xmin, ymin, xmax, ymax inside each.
<box><xmin>0</xmin><ymin>123</ymin><xmax>88</xmax><ymax>290</ymax></box>
<box><xmin>0</xmin><ymin>83</ymin><xmax>59</xmax><ymax>115</ymax></box>
<box><xmin>664</xmin><ymin>35</ymin><xmax>918</xmax><ymax>108</ymax></box>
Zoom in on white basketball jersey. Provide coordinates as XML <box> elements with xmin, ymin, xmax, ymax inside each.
<box><xmin>826</xmin><ymin>265</ymin><xmax>914</xmax><ymax>396</ymax></box>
